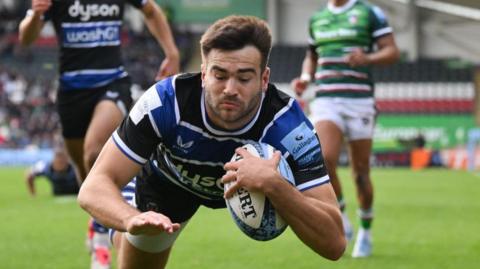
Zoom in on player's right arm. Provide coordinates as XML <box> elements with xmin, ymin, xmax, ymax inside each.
<box><xmin>24</xmin><ymin>161</ymin><xmax>47</xmax><ymax>197</ymax></box>
<box><xmin>18</xmin><ymin>0</ymin><xmax>50</xmax><ymax>46</ymax></box>
<box><xmin>77</xmin><ymin>139</ymin><xmax>180</xmax><ymax>235</ymax></box>
<box><xmin>78</xmin><ymin>80</ymin><xmax>181</xmax><ymax>235</ymax></box>
<box><xmin>25</xmin><ymin>170</ymin><xmax>37</xmax><ymax>196</ymax></box>
<box><xmin>291</xmin><ymin>48</ymin><xmax>318</xmax><ymax>97</ymax></box>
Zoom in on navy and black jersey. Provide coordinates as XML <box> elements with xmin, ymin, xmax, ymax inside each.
<box><xmin>30</xmin><ymin>161</ymin><xmax>79</xmax><ymax>195</ymax></box>
<box><xmin>113</xmin><ymin>73</ymin><xmax>329</xmax><ymax>204</ymax></box>
<box><xmin>41</xmin><ymin>0</ymin><xmax>146</xmax><ymax>90</ymax></box>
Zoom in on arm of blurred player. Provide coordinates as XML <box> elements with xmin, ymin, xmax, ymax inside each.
<box><xmin>25</xmin><ymin>171</ymin><xmax>37</xmax><ymax>196</ymax></box>
<box><xmin>18</xmin><ymin>0</ymin><xmax>50</xmax><ymax>46</ymax></box>
<box><xmin>345</xmin><ymin>34</ymin><xmax>400</xmax><ymax>67</ymax></box>
<box><xmin>290</xmin><ymin>49</ymin><xmax>318</xmax><ymax>97</ymax></box>
<box><xmin>223</xmin><ymin>147</ymin><xmax>346</xmax><ymax>260</ymax></box>
<box><xmin>78</xmin><ymin>138</ymin><xmax>180</xmax><ymax>235</ymax></box>
<box><xmin>141</xmin><ymin>0</ymin><xmax>180</xmax><ymax>81</ymax></box>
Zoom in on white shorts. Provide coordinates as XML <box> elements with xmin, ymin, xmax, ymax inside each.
<box><xmin>309</xmin><ymin>97</ymin><xmax>376</xmax><ymax>141</ymax></box>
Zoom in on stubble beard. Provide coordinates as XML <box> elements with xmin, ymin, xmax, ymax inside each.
<box><xmin>206</xmin><ymin>90</ymin><xmax>263</xmax><ymax>128</ymax></box>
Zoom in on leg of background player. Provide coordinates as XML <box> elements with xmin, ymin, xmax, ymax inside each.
<box><xmin>349</xmin><ymin>139</ymin><xmax>374</xmax><ymax>258</ymax></box>
<box><xmin>84</xmin><ymin>100</ymin><xmax>127</xmax><ymax>269</ymax></box>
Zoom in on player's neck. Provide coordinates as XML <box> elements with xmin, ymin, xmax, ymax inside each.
<box><xmin>330</xmin><ymin>0</ymin><xmax>350</xmax><ymax>7</ymax></box>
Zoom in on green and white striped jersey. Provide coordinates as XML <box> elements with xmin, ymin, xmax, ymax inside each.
<box><xmin>308</xmin><ymin>0</ymin><xmax>392</xmax><ymax>98</ymax></box>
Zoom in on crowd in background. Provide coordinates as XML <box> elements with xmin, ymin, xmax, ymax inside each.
<box><xmin>0</xmin><ymin>67</ymin><xmax>58</xmax><ymax>148</ymax></box>
<box><xmin>0</xmin><ymin>2</ymin><xmax>195</xmax><ymax>149</ymax></box>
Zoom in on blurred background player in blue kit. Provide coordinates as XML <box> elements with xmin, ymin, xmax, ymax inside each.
<box><xmin>25</xmin><ymin>147</ymin><xmax>78</xmax><ymax>197</ymax></box>
<box><xmin>291</xmin><ymin>0</ymin><xmax>399</xmax><ymax>258</ymax></box>
<box><xmin>18</xmin><ymin>0</ymin><xmax>180</xmax><ymax>268</ymax></box>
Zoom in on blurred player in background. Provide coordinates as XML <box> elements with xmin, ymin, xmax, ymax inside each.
<box><xmin>25</xmin><ymin>147</ymin><xmax>78</xmax><ymax>197</ymax></box>
<box><xmin>291</xmin><ymin>0</ymin><xmax>399</xmax><ymax>258</ymax></box>
<box><xmin>18</xmin><ymin>0</ymin><xmax>180</xmax><ymax>268</ymax></box>
<box><xmin>78</xmin><ymin>15</ymin><xmax>346</xmax><ymax>269</ymax></box>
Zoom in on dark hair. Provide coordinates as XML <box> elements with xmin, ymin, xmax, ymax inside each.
<box><xmin>200</xmin><ymin>15</ymin><xmax>272</xmax><ymax>70</ymax></box>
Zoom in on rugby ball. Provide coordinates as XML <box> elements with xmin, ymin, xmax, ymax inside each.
<box><xmin>224</xmin><ymin>142</ymin><xmax>295</xmax><ymax>241</ymax></box>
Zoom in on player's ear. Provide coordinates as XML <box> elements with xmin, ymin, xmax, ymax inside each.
<box><xmin>261</xmin><ymin>67</ymin><xmax>270</xmax><ymax>92</ymax></box>
<box><xmin>201</xmin><ymin>63</ymin><xmax>206</xmax><ymax>87</ymax></box>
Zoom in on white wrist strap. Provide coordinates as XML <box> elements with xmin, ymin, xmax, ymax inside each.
<box><xmin>300</xmin><ymin>73</ymin><xmax>312</xmax><ymax>82</ymax></box>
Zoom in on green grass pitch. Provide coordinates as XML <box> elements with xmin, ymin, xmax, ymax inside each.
<box><xmin>0</xmin><ymin>167</ymin><xmax>479</xmax><ymax>268</ymax></box>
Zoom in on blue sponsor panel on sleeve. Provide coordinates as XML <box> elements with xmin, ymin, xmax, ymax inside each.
<box><xmin>281</xmin><ymin>122</ymin><xmax>321</xmax><ymax>166</ymax></box>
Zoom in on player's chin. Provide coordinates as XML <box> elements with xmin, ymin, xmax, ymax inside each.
<box><xmin>218</xmin><ymin>113</ymin><xmax>241</xmax><ymax>123</ymax></box>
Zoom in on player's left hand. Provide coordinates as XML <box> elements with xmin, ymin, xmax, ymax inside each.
<box><xmin>155</xmin><ymin>55</ymin><xmax>180</xmax><ymax>81</ymax></box>
<box><xmin>125</xmin><ymin>211</ymin><xmax>181</xmax><ymax>236</ymax></box>
<box><xmin>345</xmin><ymin>48</ymin><xmax>371</xmax><ymax>67</ymax></box>
<box><xmin>222</xmin><ymin>147</ymin><xmax>282</xmax><ymax>198</ymax></box>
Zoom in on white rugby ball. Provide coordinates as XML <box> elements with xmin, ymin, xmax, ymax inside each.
<box><xmin>224</xmin><ymin>142</ymin><xmax>294</xmax><ymax>241</ymax></box>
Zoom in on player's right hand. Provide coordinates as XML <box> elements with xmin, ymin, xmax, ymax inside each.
<box><xmin>125</xmin><ymin>211</ymin><xmax>181</xmax><ymax>235</ymax></box>
<box><xmin>290</xmin><ymin>78</ymin><xmax>309</xmax><ymax>97</ymax></box>
<box><xmin>32</xmin><ymin>0</ymin><xmax>51</xmax><ymax>14</ymax></box>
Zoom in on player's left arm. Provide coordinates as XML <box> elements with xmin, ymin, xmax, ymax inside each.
<box><xmin>223</xmin><ymin>148</ymin><xmax>346</xmax><ymax>260</ymax></box>
<box><xmin>346</xmin><ymin>5</ymin><xmax>400</xmax><ymax>67</ymax></box>
<box><xmin>25</xmin><ymin>170</ymin><xmax>37</xmax><ymax>196</ymax></box>
<box><xmin>141</xmin><ymin>0</ymin><xmax>180</xmax><ymax>80</ymax></box>
<box><xmin>346</xmin><ymin>33</ymin><xmax>399</xmax><ymax>67</ymax></box>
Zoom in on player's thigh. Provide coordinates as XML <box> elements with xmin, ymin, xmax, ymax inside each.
<box><xmin>116</xmin><ymin>233</ymin><xmax>172</xmax><ymax>269</ymax></box>
<box><xmin>309</xmin><ymin>98</ymin><xmax>345</xmax><ymax>165</ymax></box>
<box><xmin>315</xmin><ymin>120</ymin><xmax>344</xmax><ymax>166</ymax></box>
<box><xmin>63</xmin><ymin>138</ymin><xmax>87</xmax><ymax>181</ymax></box>
<box><xmin>84</xmin><ymin>100</ymin><xmax>124</xmax><ymax>150</ymax></box>
<box><xmin>84</xmin><ymin>78</ymin><xmax>133</xmax><ymax>152</ymax></box>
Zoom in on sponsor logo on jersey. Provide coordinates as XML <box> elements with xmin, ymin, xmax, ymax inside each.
<box><xmin>105</xmin><ymin>90</ymin><xmax>119</xmax><ymax>99</ymax></box>
<box><xmin>69</xmin><ymin>0</ymin><xmax>120</xmax><ymax>21</ymax></box>
<box><xmin>62</xmin><ymin>21</ymin><xmax>121</xmax><ymax>48</ymax></box>
<box><xmin>172</xmin><ymin>136</ymin><xmax>195</xmax><ymax>154</ymax></box>
<box><xmin>313</xmin><ymin>28</ymin><xmax>357</xmax><ymax>39</ymax></box>
<box><xmin>176</xmin><ymin>136</ymin><xmax>194</xmax><ymax>149</ymax></box>
<box><xmin>175</xmin><ymin>164</ymin><xmax>224</xmax><ymax>196</ymax></box>
<box><xmin>281</xmin><ymin>122</ymin><xmax>318</xmax><ymax>160</ymax></box>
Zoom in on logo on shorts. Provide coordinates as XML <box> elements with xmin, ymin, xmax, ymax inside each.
<box><xmin>146</xmin><ymin>202</ymin><xmax>158</xmax><ymax>212</ymax></box>
<box><xmin>106</xmin><ymin>90</ymin><xmax>119</xmax><ymax>99</ymax></box>
<box><xmin>362</xmin><ymin>118</ymin><xmax>370</xmax><ymax>125</ymax></box>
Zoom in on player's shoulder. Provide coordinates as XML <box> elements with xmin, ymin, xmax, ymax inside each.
<box><xmin>310</xmin><ymin>5</ymin><xmax>329</xmax><ymax>20</ymax></box>
<box><xmin>264</xmin><ymin>83</ymin><xmax>295</xmax><ymax>111</ymax></box>
<box><xmin>172</xmin><ymin>72</ymin><xmax>203</xmax><ymax>111</ymax></box>
<box><xmin>173</xmin><ymin>72</ymin><xmax>202</xmax><ymax>91</ymax></box>
<box><xmin>357</xmin><ymin>0</ymin><xmax>386</xmax><ymax>15</ymax></box>
<box><xmin>145</xmin><ymin>72</ymin><xmax>201</xmax><ymax>98</ymax></box>
<box><xmin>261</xmin><ymin>84</ymin><xmax>308</xmax><ymax>132</ymax></box>
<box><xmin>31</xmin><ymin>160</ymin><xmax>48</xmax><ymax>174</ymax></box>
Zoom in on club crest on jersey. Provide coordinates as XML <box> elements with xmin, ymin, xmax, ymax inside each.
<box><xmin>349</xmin><ymin>15</ymin><xmax>358</xmax><ymax>25</ymax></box>
<box><xmin>69</xmin><ymin>0</ymin><xmax>120</xmax><ymax>21</ymax></box>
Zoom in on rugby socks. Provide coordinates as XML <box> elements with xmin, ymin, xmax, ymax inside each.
<box><xmin>358</xmin><ymin>208</ymin><xmax>374</xmax><ymax>230</ymax></box>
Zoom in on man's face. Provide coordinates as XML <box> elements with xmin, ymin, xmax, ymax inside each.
<box><xmin>201</xmin><ymin>45</ymin><xmax>270</xmax><ymax>130</ymax></box>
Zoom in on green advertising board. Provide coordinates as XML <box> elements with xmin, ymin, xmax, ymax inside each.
<box><xmin>157</xmin><ymin>0</ymin><xmax>266</xmax><ymax>23</ymax></box>
<box><xmin>374</xmin><ymin>114</ymin><xmax>476</xmax><ymax>152</ymax></box>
